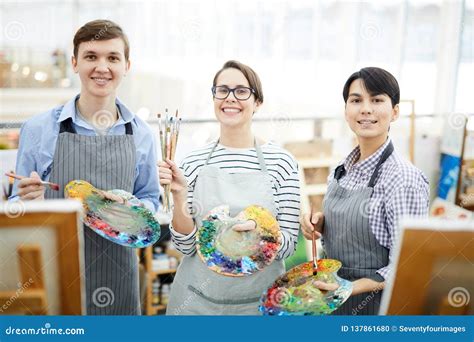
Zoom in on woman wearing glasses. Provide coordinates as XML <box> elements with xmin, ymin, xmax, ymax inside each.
<box><xmin>159</xmin><ymin>60</ymin><xmax>300</xmax><ymax>315</ymax></box>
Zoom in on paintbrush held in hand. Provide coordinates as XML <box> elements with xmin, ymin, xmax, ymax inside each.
<box><xmin>311</xmin><ymin>204</ymin><xmax>318</xmax><ymax>276</ymax></box>
<box><xmin>157</xmin><ymin>109</ymin><xmax>182</xmax><ymax>212</ymax></box>
<box><xmin>5</xmin><ymin>172</ymin><xmax>60</xmax><ymax>191</ymax></box>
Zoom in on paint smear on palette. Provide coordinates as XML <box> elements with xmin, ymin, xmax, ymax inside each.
<box><xmin>65</xmin><ymin>180</ymin><xmax>160</xmax><ymax>248</ymax></box>
<box><xmin>197</xmin><ymin>205</ymin><xmax>281</xmax><ymax>277</ymax></box>
<box><xmin>259</xmin><ymin>260</ymin><xmax>353</xmax><ymax>315</ymax></box>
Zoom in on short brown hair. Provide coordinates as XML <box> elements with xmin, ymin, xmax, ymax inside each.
<box><xmin>73</xmin><ymin>19</ymin><xmax>130</xmax><ymax>60</ymax></box>
<box><xmin>212</xmin><ymin>60</ymin><xmax>264</xmax><ymax>103</ymax></box>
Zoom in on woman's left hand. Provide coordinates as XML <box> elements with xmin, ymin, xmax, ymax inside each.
<box><xmin>313</xmin><ymin>280</ymin><xmax>340</xmax><ymax>292</ymax></box>
<box><xmin>313</xmin><ymin>278</ymin><xmax>384</xmax><ymax>296</ymax></box>
<box><xmin>232</xmin><ymin>220</ymin><xmax>256</xmax><ymax>232</ymax></box>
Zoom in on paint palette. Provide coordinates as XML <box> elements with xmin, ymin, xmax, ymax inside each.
<box><xmin>65</xmin><ymin>180</ymin><xmax>160</xmax><ymax>248</ymax></box>
<box><xmin>197</xmin><ymin>205</ymin><xmax>281</xmax><ymax>276</ymax></box>
<box><xmin>259</xmin><ymin>259</ymin><xmax>353</xmax><ymax>315</ymax></box>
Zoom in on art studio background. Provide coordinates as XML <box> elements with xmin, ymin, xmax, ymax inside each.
<box><xmin>0</xmin><ymin>0</ymin><xmax>473</xmax><ymax>316</ymax></box>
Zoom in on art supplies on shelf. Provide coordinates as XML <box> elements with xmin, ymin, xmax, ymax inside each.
<box><xmin>430</xmin><ymin>197</ymin><xmax>473</xmax><ymax>220</ymax></box>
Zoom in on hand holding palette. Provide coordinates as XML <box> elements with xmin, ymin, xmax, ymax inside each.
<box><xmin>259</xmin><ymin>259</ymin><xmax>353</xmax><ymax>315</ymax></box>
<box><xmin>65</xmin><ymin>180</ymin><xmax>160</xmax><ymax>248</ymax></box>
<box><xmin>196</xmin><ymin>205</ymin><xmax>281</xmax><ymax>276</ymax></box>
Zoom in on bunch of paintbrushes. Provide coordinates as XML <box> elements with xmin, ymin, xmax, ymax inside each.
<box><xmin>157</xmin><ymin>109</ymin><xmax>182</xmax><ymax>212</ymax></box>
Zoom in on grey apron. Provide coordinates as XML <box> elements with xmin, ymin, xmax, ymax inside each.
<box><xmin>322</xmin><ymin>142</ymin><xmax>393</xmax><ymax>315</ymax></box>
<box><xmin>45</xmin><ymin>112</ymin><xmax>140</xmax><ymax>315</ymax></box>
<box><xmin>166</xmin><ymin>141</ymin><xmax>285</xmax><ymax>315</ymax></box>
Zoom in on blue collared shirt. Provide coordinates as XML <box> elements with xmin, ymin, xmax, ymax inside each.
<box><xmin>10</xmin><ymin>94</ymin><xmax>160</xmax><ymax>212</ymax></box>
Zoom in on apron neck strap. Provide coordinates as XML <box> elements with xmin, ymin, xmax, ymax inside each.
<box><xmin>59</xmin><ymin>103</ymin><xmax>133</xmax><ymax>135</ymax></box>
<box><xmin>334</xmin><ymin>140</ymin><xmax>394</xmax><ymax>188</ymax></box>
<box><xmin>205</xmin><ymin>138</ymin><xmax>268</xmax><ymax>173</ymax></box>
<box><xmin>254</xmin><ymin>141</ymin><xmax>268</xmax><ymax>173</ymax></box>
<box><xmin>367</xmin><ymin>140</ymin><xmax>394</xmax><ymax>187</ymax></box>
<box><xmin>59</xmin><ymin>118</ymin><xmax>77</xmax><ymax>133</ymax></box>
<box><xmin>59</xmin><ymin>117</ymin><xmax>133</xmax><ymax>135</ymax></box>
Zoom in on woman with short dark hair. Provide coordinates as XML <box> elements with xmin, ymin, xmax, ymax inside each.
<box><xmin>301</xmin><ymin>67</ymin><xmax>430</xmax><ymax>315</ymax></box>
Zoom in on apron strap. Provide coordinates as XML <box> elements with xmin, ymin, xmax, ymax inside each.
<box><xmin>254</xmin><ymin>141</ymin><xmax>268</xmax><ymax>174</ymax></box>
<box><xmin>368</xmin><ymin>141</ymin><xmax>394</xmax><ymax>187</ymax></box>
<box><xmin>334</xmin><ymin>164</ymin><xmax>346</xmax><ymax>181</ymax></box>
<box><xmin>205</xmin><ymin>139</ymin><xmax>268</xmax><ymax>173</ymax></box>
<box><xmin>204</xmin><ymin>140</ymin><xmax>220</xmax><ymax>165</ymax></box>
<box><xmin>124</xmin><ymin>122</ymin><xmax>133</xmax><ymax>135</ymax></box>
<box><xmin>59</xmin><ymin>118</ymin><xmax>133</xmax><ymax>135</ymax></box>
<box><xmin>333</xmin><ymin>140</ymin><xmax>394</xmax><ymax>186</ymax></box>
<box><xmin>59</xmin><ymin>118</ymin><xmax>76</xmax><ymax>133</ymax></box>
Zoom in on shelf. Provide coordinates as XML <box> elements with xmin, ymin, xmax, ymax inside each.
<box><xmin>150</xmin><ymin>269</ymin><xmax>177</xmax><ymax>276</ymax></box>
<box><xmin>459</xmin><ymin>194</ymin><xmax>474</xmax><ymax>210</ymax></box>
<box><xmin>303</xmin><ymin>184</ymin><xmax>328</xmax><ymax>195</ymax></box>
<box><xmin>0</xmin><ymin>88</ymin><xmax>80</xmax><ymax>120</ymax></box>
<box><xmin>149</xmin><ymin>304</ymin><xmax>166</xmax><ymax>314</ymax></box>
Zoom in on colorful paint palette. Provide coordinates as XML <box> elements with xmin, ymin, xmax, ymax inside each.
<box><xmin>197</xmin><ymin>205</ymin><xmax>281</xmax><ymax>277</ymax></box>
<box><xmin>65</xmin><ymin>180</ymin><xmax>160</xmax><ymax>248</ymax></box>
<box><xmin>259</xmin><ymin>259</ymin><xmax>353</xmax><ymax>315</ymax></box>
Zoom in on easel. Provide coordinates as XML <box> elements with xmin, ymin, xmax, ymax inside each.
<box><xmin>0</xmin><ymin>200</ymin><xmax>85</xmax><ymax>315</ymax></box>
<box><xmin>0</xmin><ymin>246</ymin><xmax>48</xmax><ymax>314</ymax></box>
<box><xmin>380</xmin><ymin>219</ymin><xmax>474</xmax><ymax>315</ymax></box>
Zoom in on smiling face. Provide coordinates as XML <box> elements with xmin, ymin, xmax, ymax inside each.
<box><xmin>213</xmin><ymin>68</ymin><xmax>261</xmax><ymax>129</ymax></box>
<box><xmin>345</xmin><ymin>78</ymin><xmax>399</xmax><ymax>142</ymax></box>
<box><xmin>72</xmin><ymin>38</ymin><xmax>130</xmax><ymax>99</ymax></box>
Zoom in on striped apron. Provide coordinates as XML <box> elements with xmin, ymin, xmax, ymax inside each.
<box><xmin>323</xmin><ymin>142</ymin><xmax>393</xmax><ymax>315</ymax></box>
<box><xmin>166</xmin><ymin>141</ymin><xmax>285</xmax><ymax>315</ymax></box>
<box><xmin>45</xmin><ymin>112</ymin><xmax>140</xmax><ymax>315</ymax></box>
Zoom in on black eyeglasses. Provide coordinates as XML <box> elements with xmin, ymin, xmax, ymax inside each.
<box><xmin>211</xmin><ymin>86</ymin><xmax>255</xmax><ymax>101</ymax></box>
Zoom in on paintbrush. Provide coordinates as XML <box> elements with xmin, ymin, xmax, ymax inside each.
<box><xmin>157</xmin><ymin>113</ymin><xmax>166</xmax><ymax>159</ymax></box>
<box><xmin>157</xmin><ymin>112</ymin><xmax>169</xmax><ymax>210</ymax></box>
<box><xmin>311</xmin><ymin>204</ymin><xmax>318</xmax><ymax>275</ymax></box>
<box><xmin>5</xmin><ymin>172</ymin><xmax>60</xmax><ymax>191</ymax></box>
<box><xmin>7</xmin><ymin>170</ymin><xmax>14</xmax><ymax>197</ymax></box>
<box><xmin>171</xmin><ymin>110</ymin><xmax>180</xmax><ymax>160</ymax></box>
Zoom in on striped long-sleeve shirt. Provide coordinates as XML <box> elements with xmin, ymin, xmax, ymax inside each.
<box><xmin>170</xmin><ymin>141</ymin><xmax>301</xmax><ymax>260</ymax></box>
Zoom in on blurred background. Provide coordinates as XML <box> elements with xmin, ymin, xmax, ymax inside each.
<box><xmin>1</xmin><ymin>0</ymin><xmax>473</xmax><ymax>200</ymax></box>
<box><xmin>0</xmin><ymin>0</ymin><xmax>473</xmax><ymax>316</ymax></box>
